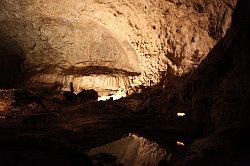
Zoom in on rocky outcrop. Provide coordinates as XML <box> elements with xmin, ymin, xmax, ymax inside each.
<box><xmin>77</xmin><ymin>89</ymin><xmax>98</xmax><ymax>102</ymax></box>
<box><xmin>0</xmin><ymin>0</ymin><xmax>237</xmax><ymax>94</ymax></box>
<box><xmin>149</xmin><ymin>0</ymin><xmax>249</xmax><ymax>136</ymax></box>
<box><xmin>29</xmin><ymin>73</ymin><xmax>134</xmax><ymax>96</ymax></box>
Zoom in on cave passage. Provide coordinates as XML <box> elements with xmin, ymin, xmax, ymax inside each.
<box><xmin>0</xmin><ymin>38</ymin><xmax>25</xmax><ymax>88</ymax></box>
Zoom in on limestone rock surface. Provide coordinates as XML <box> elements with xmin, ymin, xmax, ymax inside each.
<box><xmin>0</xmin><ymin>0</ymin><xmax>237</xmax><ymax>94</ymax></box>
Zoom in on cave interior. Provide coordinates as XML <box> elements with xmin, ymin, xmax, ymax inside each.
<box><xmin>0</xmin><ymin>0</ymin><xmax>249</xmax><ymax>165</ymax></box>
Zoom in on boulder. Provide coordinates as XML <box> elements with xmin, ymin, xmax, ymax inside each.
<box><xmin>62</xmin><ymin>91</ymin><xmax>77</xmax><ymax>103</ymax></box>
<box><xmin>77</xmin><ymin>89</ymin><xmax>98</xmax><ymax>102</ymax></box>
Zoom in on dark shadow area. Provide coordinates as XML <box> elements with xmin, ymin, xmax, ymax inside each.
<box><xmin>0</xmin><ymin>136</ymin><xmax>92</xmax><ymax>166</ymax></box>
<box><xmin>0</xmin><ymin>34</ymin><xmax>26</xmax><ymax>88</ymax></box>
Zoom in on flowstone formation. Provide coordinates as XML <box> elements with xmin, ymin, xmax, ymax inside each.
<box><xmin>0</xmin><ymin>0</ymin><xmax>237</xmax><ymax>96</ymax></box>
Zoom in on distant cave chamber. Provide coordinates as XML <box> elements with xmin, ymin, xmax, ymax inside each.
<box><xmin>29</xmin><ymin>66</ymin><xmax>141</xmax><ymax>99</ymax></box>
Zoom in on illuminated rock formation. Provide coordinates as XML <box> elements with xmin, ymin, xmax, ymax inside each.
<box><xmin>0</xmin><ymin>0</ymin><xmax>237</xmax><ymax>95</ymax></box>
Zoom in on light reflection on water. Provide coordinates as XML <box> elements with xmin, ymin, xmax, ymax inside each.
<box><xmin>89</xmin><ymin>133</ymin><xmax>168</xmax><ymax>166</ymax></box>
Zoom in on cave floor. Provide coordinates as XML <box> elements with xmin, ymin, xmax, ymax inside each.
<box><xmin>0</xmin><ymin>89</ymin><xmax>189</xmax><ymax>165</ymax></box>
<box><xmin>1</xmin><ymin>89</ymin><xmax>248</xmax><ymax>166</ymax></box>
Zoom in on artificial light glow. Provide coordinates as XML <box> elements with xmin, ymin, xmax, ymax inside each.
<box><xmin>98</xmin><ymin>87</ymin><xmax>126</xmax><ymax>101</ymax></box>
<box><xmin>176</xmin><ymin>141</ymin><xmax>185</xmax><ymax>146</ymax></box>
<box><xmin>177</xmin><ymin>112</ymin><xmax>185</xmax><ymax>117</ymax></box>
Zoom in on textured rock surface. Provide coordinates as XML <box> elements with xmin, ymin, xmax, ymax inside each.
<box><xmin>0</xmin><ymin>0</ymin><xmax>237</xmax><ymax>94</ymax></box>
<box><xmin>147</xmin><ymin>0</ymin><xmax>249</xmax><ymax>132</ymax></box>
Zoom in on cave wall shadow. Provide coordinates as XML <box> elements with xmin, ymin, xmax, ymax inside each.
<box><xmin>0</xmin><ymin>33</ymin><xmax>26</xmax><ymax>89</ymax></box>
<box><xmin>0</xmin><ymin>17</ymin><xmax>65</xmax><ymax>89</ymax></box>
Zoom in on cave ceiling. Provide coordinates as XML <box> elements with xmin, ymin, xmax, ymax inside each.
<box><xmin>0</xmin><ymin>0</ymin><xmax>237</xmax><ymax>95</ymax></box>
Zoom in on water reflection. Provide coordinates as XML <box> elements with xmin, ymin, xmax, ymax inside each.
<box><xmin>89</xmin><ymin>133</ymin><xmax>168</xmax><ymax>166</ymax></box>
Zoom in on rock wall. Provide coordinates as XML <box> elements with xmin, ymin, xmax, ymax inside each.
<box><xmin>0</xmin><ymin>0</ymin><xmax>237</xmax><ymax>94</ymax></box>
<box><xmin>150</xmin><ymin>0</ymin><xmax>249</xmax><ymax>132</ymax></box>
